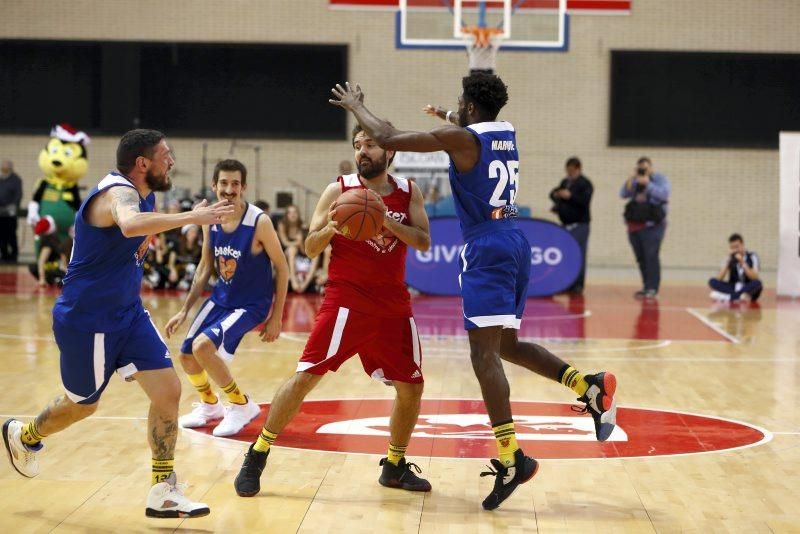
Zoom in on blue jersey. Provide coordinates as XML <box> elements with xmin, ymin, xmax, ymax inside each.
<box><xmin>448</xmin><ymin>121</ymin><xmax>520</xmax><ymax>241</ymax></box>
<box><xmin>54</xmin><ymin>172</ymin><xmax>154</xmax><ymax>333</ymax></box>
<box><xmin>209</xmin><ymin>202</ymin><xmax>273</xmax><ymax>318</ymax></box>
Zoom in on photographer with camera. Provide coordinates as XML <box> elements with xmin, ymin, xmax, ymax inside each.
<box><xmin>709</xmin><ymin>234</ymin><xmax>762</xmax><ymax>303</ymax></box>
<box><xmin>620</xmin><ymin>157</ymin><xmax>670</xmax><ymax>299</ymax></box>
<box><xmin>550</xmin><ymin>157</ymin><xmax>593</xmax><ymax>294</ymax></box>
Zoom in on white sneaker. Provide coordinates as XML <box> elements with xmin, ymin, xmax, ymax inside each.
<box><xmin>179</xmin><ymin>402</ymin><xmax>225</xmax><ymax>429</ymax></box>
<box><xmin>212</xmin><ymin>397</ymin><xmax>261</xmax><ymax>437</ymax></box>
<box><xmin>709</xmin><ymin>290</ymin><xmax>731</xmax><ymax>302</ymax></box>
<box><xmin>145</xmin><ymin>472</ymin><xmax>210</xmax><ymax>518</ymax></box>
<box><xmin>2</xmin><ymin>419</ymin><xmax>43</xmax><ymax>478</ymax></box>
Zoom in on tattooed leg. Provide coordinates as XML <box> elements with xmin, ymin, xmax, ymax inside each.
<box><xmin>135</xmin><ymin>368</ymin><xmax>181</xmax><ymax>460</ymax></box>
<box><xmin>33</xmin><ymin>394</ymin><xmax>98</xmax><ymax>437</ymax></box>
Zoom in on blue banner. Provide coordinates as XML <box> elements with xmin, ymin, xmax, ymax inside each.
<box><xmin>406</xmin><ymin>218</ymin><xmax>582</xmax><ymax>297</ymax></box>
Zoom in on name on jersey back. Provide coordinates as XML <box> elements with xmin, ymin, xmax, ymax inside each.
<box><xmin>491</xmin><ymin>140</ymin><xmax>515</xmax><ymax>151</ymax></box>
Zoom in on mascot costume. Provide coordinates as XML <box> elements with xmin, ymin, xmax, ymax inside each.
<box><xmin>27</xmin><ymin>123</ymin><xmax>90</xmax><ymax>252</ymax></box>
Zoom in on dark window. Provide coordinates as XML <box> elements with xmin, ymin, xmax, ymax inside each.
<box><xmin>0</xmin><ymin>41</ymin><xmax>101</xmax><ymax>132</ymax></box>
<box><xmin>610</xmin><ymin>51</ymin><xmax>800</xmax><ymax>148</ymax></box>
<box><xmin>0</xmin><ymin>40</ymin><xmax>348</xmax><ymax>139</ymax></box>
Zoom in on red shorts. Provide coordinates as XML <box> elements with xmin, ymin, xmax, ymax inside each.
<box><xmin>297</xmin><ymin>305</ymin><xmax>423</xmax><ymax>384</ymax></box>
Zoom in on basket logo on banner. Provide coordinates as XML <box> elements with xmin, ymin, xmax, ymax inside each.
<box><xmin>406</xmin><ymin>217</ymin><xmax>581</xmax><ymax>297</ymax></box>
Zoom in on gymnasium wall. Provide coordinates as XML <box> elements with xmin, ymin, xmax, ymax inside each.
<box><xmin>2</xmin><ymin>0</ymin><xmax>799</xmax><ymax>269</ymax></box>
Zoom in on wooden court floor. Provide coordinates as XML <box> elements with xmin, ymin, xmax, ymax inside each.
<box><xmin>0</xmin><ymin>268</ymin><xmax>798</xmax><ymax>533</ymax></box>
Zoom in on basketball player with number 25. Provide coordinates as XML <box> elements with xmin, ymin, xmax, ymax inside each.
<box><xmin>234</xmin><ymin>123</ymin><xmax>433</xmax><ymax>497</ymax></box>
<box><xmin>329</xmin><ymin>75</ymin><xmax>618</xmax><ymax>510</ymax></box>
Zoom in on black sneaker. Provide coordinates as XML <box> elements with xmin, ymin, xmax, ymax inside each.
<box><xmin>378</xmin><ymin>457</ymin><xmax>432</xmax><ymax>492</ymax></box>
<box><xmin>234</xmin><ymin>444</ymin><xmax>269</xmax><ymax>497</ymax></box>
<box><xmin>575</xmin><ymin>371</ymin><xmax>617</xmax><ymax>441</ymax></box>
<box><xmin>480</xmin><ymin>449</ymin><xmax>539</xmax><ymax>511</ymax></box>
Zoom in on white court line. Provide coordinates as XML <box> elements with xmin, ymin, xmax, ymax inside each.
<box><xmin>422</xmin><ymin>340</ymin><xmax>672</xmax><ymax>354</ymax></box>
<box><xmin>0</xmin><ymin>333</ymin><xmax>52</xmax><ymax>341</ymax></box>
<box><xmin>685</xmin><ymin>307</ymin><xmax>741</xmax><ymax>344</ymax></box>
<box><xmin>413</xmin><ymin>310</ymin><xmax>592</xmax><ymax>321</ymax></box>
<box><xmin>0</xmin><ymin>414</ymin><xmax>147</xmax><ymax>420</ymax></box>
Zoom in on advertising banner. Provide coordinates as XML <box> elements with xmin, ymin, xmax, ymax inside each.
<box><xmin>406</xmin><ymin>217</ymin><xmax>581</xmax><ymax>297</ymax></box>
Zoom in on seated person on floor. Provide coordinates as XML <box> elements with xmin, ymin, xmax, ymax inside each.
<box><xmin>709</xmin><ymin>233</ymin><xmax>762</xmax><ymax>302</ymax></box>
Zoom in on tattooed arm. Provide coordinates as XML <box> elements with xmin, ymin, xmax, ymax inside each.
<box><xmin>103</xmin><ymin>186</ymin><xmax>234</xmax><ymax>237</ymax></box>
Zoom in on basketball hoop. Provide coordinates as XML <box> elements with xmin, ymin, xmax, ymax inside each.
<box><xmin>463</xmin><ymin>26</ymin><xmax>503</xmax><ymax>73</ymax></box>
<box><xmin>462</xmin><ymin>25</ymin><xmax>504</xmax><ymax>48</ymax></box>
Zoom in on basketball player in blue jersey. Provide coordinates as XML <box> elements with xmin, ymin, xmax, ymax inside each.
<box><xmin>2</xmin><ymin>129</ymin><xmax>234</xmax><ymax>518</ymax></box>
<box><xmin>165</xmin><ymin>159</ymin><xmax>289</xmax><ymax>437</ymax></box>
<box><xmin>331</xmin><ymin>75</ymin><xmax>617</xmax><ymax>510</ymax></box>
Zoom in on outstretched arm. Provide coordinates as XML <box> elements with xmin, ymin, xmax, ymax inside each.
<box><xmin>330</xmin><ymin>82</ymin><xmax>479</xmax><ymax>173</ymax></box>
<box><xmin>107</xmin><ymin>187</ymin><xmax>234</xmax><ymax>237</ymax></box>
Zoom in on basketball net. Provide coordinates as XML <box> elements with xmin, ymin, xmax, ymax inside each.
<box><xmin>463</xmin><ymin>26</ymin><xmax>503</xmax><ymax>73</ymax></box>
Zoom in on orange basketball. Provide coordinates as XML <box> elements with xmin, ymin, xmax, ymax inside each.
<box><xmin>333</xmin><ymin>188</ymin><xmax>384</xmax><ymax>241</ymax></box>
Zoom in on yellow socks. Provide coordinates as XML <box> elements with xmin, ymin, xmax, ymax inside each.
<box><xmin>254</xmin><ymin>428</ymin><xmax>277</xmax><ymax>453</ymax></box>
<box><xmin>152</xmin><ymin>458</ymin><xmax>174</xmax><ymax>485</ymax></box>
<box><xmin>187</xmin><ymin>371</ymin><xmax>218</xmax><ymax>405</ymax></box>
<box><xmin>559</xmin><ymin>365</ymin><xmax>589</xmax><ymax>396</ymax></box>
<box><xmin>493</xmin><ymin>420</ymin><xmax>519</xmax><ymax>467</ymax></box>
<box><xmin>21</xmin><ymin>421</ymin><xmax>44</xmax><ymax>446</ymax></box>
<box><xmin>387</xmin><ymin>443</ymin><xmax>407</xmax><ymax>466</ymax></box>
<box><xmin>223</xmin><ymin>380</ymin><xmax>247</xmax><ymax>405</ymax></box>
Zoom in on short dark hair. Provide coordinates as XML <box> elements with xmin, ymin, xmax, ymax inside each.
<box><xmin>351</xmin><ymin>123</ymin><xmax>395</xmax><ymax>166</ymax></box>
<box><xmin>116</xmin><ymin>129</ymin><xmax>165</xmax><ymax>174</ymax></box>
<box><xmin>729</xmin><ymin>233</ymin><xmax>744</xmax><ymax>243</ymax></box>
<box><xmin>566</xmin><ymin>157</ymin><xmax>582</xmax><ymax>169</ymax></box>
<box><xmin>212</xmin><ymin>159</ymin><xmax>247</xmax><ymax>185</ymax></box>
<box><xmin>637</xmin><ymin>156</ymin><xmax>652</xmax><ymax>166</ymax></box>
<box><xmin>462</xmin><ymin>72</ymin><xmax>509</xmax><ymax>120</ymax></box>
<box><xmin>254</xmin><ymin>200</ymin><xmax>270</xmax><ymax>211</ymax></box>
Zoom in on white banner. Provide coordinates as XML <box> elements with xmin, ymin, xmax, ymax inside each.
<box><xmin>393</xmin><ymin>151</ymin><xmax>449</xmax><ymax>169</ymax></box>
<box><xmin>778</xmin><ymin>132</ymin><xmax>800</xmax><ymax>296</ymax></box>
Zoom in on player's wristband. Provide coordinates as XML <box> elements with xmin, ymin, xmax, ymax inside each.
<box><xmin>445</xmin><ymin>110</ymin><xmax>454</xmax><ymax>122</ymax></box>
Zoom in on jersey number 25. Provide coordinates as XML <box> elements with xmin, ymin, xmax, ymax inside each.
<box><xmin>488</xmin><ymin>159</ymin><xmax>519</xmax><ymax>207</ymax></box>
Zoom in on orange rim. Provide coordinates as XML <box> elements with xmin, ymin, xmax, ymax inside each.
<box><xmin>462</xmin><ymin>26</ymin><xmax>504</xmax><ymax>47</ymax></box>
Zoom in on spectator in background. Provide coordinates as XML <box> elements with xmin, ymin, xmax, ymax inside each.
<box><xmin>254</xmin><ymin>200</ymin><xmax>270</xmax><ymax>216</ymax></box>
<box><xmin>709</xmin><ymin>234</ymin><xmax>762</xmax><ymax>303</ymax></box>
<box><xmin>550</xmin><ymin>157</ymin><xmax>593</xmax><ymax>294</ymax></box>
<box><xmin>169</xmin><ymin>224</ymin><xmax>203</xmax><ymax>290</ymax></box>
<box><xmin>339</xmin><ymin>160</ymin><xmax>354</xmax><ymax>176</ymax></box>
<box><xmin>0</xmin><ymin>160</ymin><xmax>22</xmax><ymax>263</ymax></box>
<box><xmin>278</xmin><ymin>204</ymin><xmax>319</xmax><ymax>293</ymax></box>
<box><xmin>28</xmin><ymin>215</ymin><xmax>71</xmax><ymax>286</ymax></box>
<box><xmin>620</xmin><ymin>156</ymin><xmax>670</xmax><ymax>299</ymax></box>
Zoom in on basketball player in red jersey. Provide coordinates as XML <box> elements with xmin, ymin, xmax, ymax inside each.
<box><xmin>234</xmin><ymin>124</ymin><xmax>432</xmax><ymax>497</ymax></box>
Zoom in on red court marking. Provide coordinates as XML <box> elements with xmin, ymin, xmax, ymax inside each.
<box><xmin>189</xmin><ymin>399</ymin><xmax>770</xmax><ymax>460</ymax></box>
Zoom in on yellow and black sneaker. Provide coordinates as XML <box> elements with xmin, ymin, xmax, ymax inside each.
<box><xmin>480</xmin><ymin>449</ymin><xmax>539</xmax><ymax>511</ymax></box>
<box><xmin>234</xmin><ymin>444</ymin><xmax>269</xmax><ymax>497</ymax></box>
<box><xmin>378</xmin><ymin>457</ymin><xmax>432</xmax><ymax>492</ymax></box>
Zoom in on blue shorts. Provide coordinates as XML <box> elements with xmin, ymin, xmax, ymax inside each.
<box><xmin>180</xmin><ymin>299</ymin><xmax>265</xmax><ymax>360</ymax></box>
<box><xmin>54</xmin><ymin>309</ymin><xmax>172</xmax><ymax>405</ymax></box>
<box><xmin>459</xmin><ymin>229</ymin><xmax>530</xmax><ymax>330</ymax></box>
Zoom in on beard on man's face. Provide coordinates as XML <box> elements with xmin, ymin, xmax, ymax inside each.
<box><xmin>358</xmin><ymin>153</ymin><xmax>388</xmax><ymax>180</ymax></box>
<box><xmin>145</xmin><ymin>167</ymin><xmax>172</xmax><ymax>192</ymax></box>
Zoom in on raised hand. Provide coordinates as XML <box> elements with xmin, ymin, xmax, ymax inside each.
<box><xmin>329</xmin><ymin>82</ymin><xmax>364</xmax><ymax>111</ymax></box>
